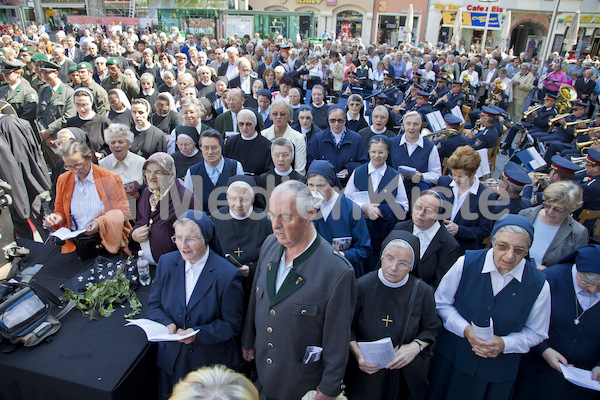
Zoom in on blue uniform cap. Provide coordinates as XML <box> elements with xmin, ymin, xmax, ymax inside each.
<box><xmin>557</xmin><ymin>244</ymin><xmax>600</xmax><ymax>273</ymax></box>
<box><xmin>544</xmin><ymin>93</ymin><xmax>558</xmax><ymax>100</ymax></box>
<box><xmin>574</xmin><ymin>100</ymin><xmax>589</xmax><ymax>108</ymax></box>
<box><xmin>502</xmin><ymin>161</ymin><xmax>532</xmax><ymax>186</ymax></box>
<box><xmin>451</xmin><ymin>80</ymin><xmax>462</xmax><ymax>85</ymax></box>
<box><xmin>347</xmin><ymin>70</ymin><xmax>357</xmax><ymax>77</ymax></box>
<box><xmin>444</xmin><ymin>114</ymin><xmax>462</xmax><ymax>125</ymax></box>
<box><xmin>551</xmin><ymin>155</ymin><xmax>581</xmax><ymax>174</ymax></box>
<box><xmin>416</xmin><ymin>90</ymin><xmax>430</xmax><ymax>98</ymax></box>
<box><xmin>586</xmin><ymin>147</ymin><xmax>600</xmax><ymax>166</ymax></box>
<box><xmin>377</xmin><ymin>92</ymin><xmax>388</xmax><ymax>100</ymax></box>
<box><xmin>491</xmin><ymin>214</ymin><xmax>534</xmax><ymax>243</ymax></box>
<box><xmin>482</xmin><ymin>105</ymin><xmax>502</xmax><ymax>117</ymax></box>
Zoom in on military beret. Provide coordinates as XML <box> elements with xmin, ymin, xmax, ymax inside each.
<box><xmin>106</xmin><ymin>57</ymin><xmax>120</xmax><ymax>66</ymax></box>
<box><xmin>77</xmin><ymin>61</ymin><xmax>94</xmax><ymax>70</ymax></box>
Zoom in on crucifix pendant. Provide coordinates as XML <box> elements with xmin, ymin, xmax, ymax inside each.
<box><xmin>382</xmin><ymin>315</ymin><xmax>393</xmax><ymax>327</ymax></box>
<box><xmin>234</xmin><ymin>247</ymin><xmax>243</xmax><ymax>257</ymax></box>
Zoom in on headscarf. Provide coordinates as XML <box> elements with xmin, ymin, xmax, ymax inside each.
<box><xmin>112</xmin><ymin>88</ymin><xmax>131</xmax><ymax>110</ymax></box>
<box><xmin>297</xmin><ymin>104</ymin><xmax>314</xmax><ymax>115</ymax></box>
<box><xmin>177</xmin><ymin>210</ymin><xmax>225</xmax><ymax>257</ymax></box>
<box><xmin>491</xmin><ymin>214</ymin><xmax>534</xmax><ymax>243</ymax></box>
<box><xmin>176</xmin><ymin>125</ymin><xmax>200</xmax><ymax>148</ymax></box>
<box><xmin>557</xmin><ymin>244</ymin><xmax>600</xmax><ymax>273</ymax></box>
<box><xmin>381</xmin><ymin>230</ymin><xmax>421</xmax><ymax>273</ymax></box>
<box><xmin>368</xmin><ymin>134</ymin><xmax>393</xmax><ymax>166</ymax></box>
<box><xmin>157</xmin><ymin>92</ymin><xmax>177</xmax><ymax>114</ymax></box>
<box><xmin>307</xmin><ymin>160</ymin><xmax>342</xmax><ymax>190</ymax></box>
<box><xmin>143</xmin><ymin>152</ymin><xmax>176</xmax><ymax>212</ymax></box>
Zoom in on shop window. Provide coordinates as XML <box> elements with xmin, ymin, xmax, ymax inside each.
<box><xmin>336</xmin><ymin>10</ymin><xmax>363</xmax><ymax>42</ymax></box>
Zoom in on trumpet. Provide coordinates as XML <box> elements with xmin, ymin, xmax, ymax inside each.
<box><xmin>533</xmin><ymin>173</ymin><xmax>550</xmax><ymax>181</ymax></box>
<box><xmin>565</xmin><ymin>119</ymin><xmax>592</xmax><ymax>127</ymax></box>
<box><xmin>523</xmin><ymin>104</ymin><xmax>543</xmax><ymax>118</ymax></box>
<box><xmin>548</xmin><ymin>113</ymin><xmax>573</xmax><ymax>125</ymax></box>
<box><xmin>571</xmin><ymin>156</ymin><xmax>588</xmax><ymax>166</ymax></box>
<box><xmin>575</xmin><ymin>126</ymin><xmax>600</xmax><ymax>135</ymax></box>
<box><xmin>576</xmin><ymin>138</ymin><xmax>600</xmax><ymax>153</ymax></box>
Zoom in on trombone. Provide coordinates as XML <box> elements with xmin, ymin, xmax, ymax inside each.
<box><xmin>523</xmin><ymin>104</ymin><xmax>543</xmax><ymax>119</ymax></box>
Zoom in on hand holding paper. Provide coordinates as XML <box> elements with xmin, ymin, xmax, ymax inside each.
<box><xmin>126</xmin><ymin>319</ymin><xmax>199</xmax><ymax>342</ymax></box>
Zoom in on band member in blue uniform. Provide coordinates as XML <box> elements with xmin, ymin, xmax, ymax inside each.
<box><xmin>439</xmin><ymin>80</ymin><xmax>465</xmax><ymax>116</ymax></box>
<box><xmin>501</xmin><ymin>93</ymin><xmax>557</xmax><ymax>152</ymax></box>
<box><xmin>415</xmin><ymin>90</ymin><xmax>434</xmax><ymax>119</ymax></box>
<box><xmin>522</xmin><ymin>155</ymin><xmax>582</xmax><ymax>207</ymax></box>
<box><xmin>572</xmin><ymin>148</ymin><xmax>600</xmax><ymax>234</ymax></box>
<box><xmin>514</xmin><ymin>245</ymin><xmax>600</xmax><ymax>400</ymax></box>
<box><xmin>492</xmin><ymin>162</ymin><xmax>532</xmax><ymax>215</ymax></box>
<box><xmin>466</xmin><ymin>106</ymin><xmax>500</xmax><ymax>150</ymax></box>
<box><xmin>435</xmin><ymin>114</ymin><xmax>468</xmax><ymax>164</ymax></box>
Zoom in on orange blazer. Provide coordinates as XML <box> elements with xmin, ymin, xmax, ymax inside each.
<box><xmin>53</xmin><ymin>164</ymin><xmax>131</xmax><ymax>253</ymax></box>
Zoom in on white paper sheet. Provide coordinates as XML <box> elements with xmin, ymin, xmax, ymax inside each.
<box><xmin>450</xmin><ymin>106</ymin><xmax>465</xmax><ymax>123</ymax></box>
<box><xmin>426</xmin><ymin>110</ymin><xmax>446</xmax><ymax>132</ymax></box>
<box><xmin>475</xmin><ymin>149</ymin><xmax>491</xmax><ymax>178</ymax></box>
<box><xmin>560</xmin><ymin>364</ymin><xmax>600</xmax><ymax>391</ymax></box>
<box><xmin>346</xmin><ymin>191</ymin><xmax>371</xmax><ymax>206</ymax></box>
<box><xmin>125</xmin><ymin>318</ymin><xmax>199</xmax><ymax>342</ymax></box>
<box><xmin>50</xmin><ymin>227</ymin><xmax>87</xmax><ymax>241</ymax></box>
<box><xmin>471</xmin><ymin>319</ymin><xmax>494</xmax><ymax>342</ymax></box>
<box><xmin>357</xmin><ymin>337</ymin><xmax>396</xmax><ymax>368</ymax></box>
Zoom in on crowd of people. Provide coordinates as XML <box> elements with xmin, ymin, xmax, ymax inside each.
<box><xmin>1</xmin><ymin>20</ymin><xmax>600</xmax><ymax>400</ymax></box>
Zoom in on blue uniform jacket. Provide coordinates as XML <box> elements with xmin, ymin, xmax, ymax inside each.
<box><xmin>468</xmin><ymin>125</ymin><xmax>499</xmax><ymax>150</ymax></box>
<box><xmin>146</xmin><ymin>250</ymin><xmax>244</xmax><ymax>380</ymax></box>
<box><xmin>307</xmin><ymin>128</ymin><xmax>368</xmax><ymax>173</ymax></box>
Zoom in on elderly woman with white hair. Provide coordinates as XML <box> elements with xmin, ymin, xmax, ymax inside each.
<box><xmin>223</xmin><ymin>108</ymin><xmax>274</xmax><ymax>176</ymax></box>
<box><xmin>195</xmin><ymin>66</ymin><xmax>215</xmax><ymax>98</ymax></box>
<box><xmin>347</xmin><ymin>231</ymin><xmax>441</xmax><ymax>400</ymax></box>
<box><xmin>167</xmin><ymin>97</ymin><xmax>210</xmax><ymax>154</ymax></box>
<box><xmin>211</xmin><ymin>177</ymin><xmax>272</xmax><ymax>300</ymax></box>
<box><xmin>99</xmin><ymin>123</ymin><xmax>145</xmax><ymax>197</ymax></box>
<box><xmin>169</xmin><ymin>365</ymin><xmax>258</xmax><ymax>400</ymax></box>
<box><xmin>428</xmin><ymin>215</ymin><xmax>551</xmax><ymax>400</ymax></box>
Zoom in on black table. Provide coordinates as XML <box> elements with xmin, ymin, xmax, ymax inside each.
<box><xmin>0</xmin><ymin>239</ymin><xmax>159</xmax><ymax>400</ymax></box>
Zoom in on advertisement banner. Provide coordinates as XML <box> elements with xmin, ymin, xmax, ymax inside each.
<box><xmin>442</xmin><ymin>11</ymin><xmax>500</xmax><ymax>28</ymax></box>
<box><xmin>340</xmin><ymin>21</ymin><xmax>352</xmax><ymax>41</ymax></box>
<box><xmin>188</xmin><ymin>19</ymin><xmax>216</xmax><ymax>37</ymax></box>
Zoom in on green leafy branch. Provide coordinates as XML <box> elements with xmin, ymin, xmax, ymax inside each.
<box><xmin>61</xmin><ymin>267</ymin><xmax>142</xmax><ymax>320</ymax></box>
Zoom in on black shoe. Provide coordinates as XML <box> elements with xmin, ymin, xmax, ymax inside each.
<box><xmin>501</xmin><ymin>148</ymin><xmax>509</xmax><ymax>155</ymax></box>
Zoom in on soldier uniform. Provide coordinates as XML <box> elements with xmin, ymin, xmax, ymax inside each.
<box><xmin>35</xmin><ymin>60</ymin><xmax>76</xmax><ymax>135</ymax></box>
<box><xmin>0</xmin><ymin>59</ymin><xmax>38</xmax><ymax>124</ymax></box>
<box><xmin>76</xmin><ymin>62</ymin><xmax>110</xmax><ymax>116</ymax></box>
<box><xmin>100</xmin><ymin>57</ymin><xmax>139</xmax><ymax>101</ymax></box>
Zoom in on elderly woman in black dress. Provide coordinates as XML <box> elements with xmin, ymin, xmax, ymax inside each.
<box><xmin>348</xmin><ymin>231</ymin><xmax>441</xmax><ymax>400</ymax></box>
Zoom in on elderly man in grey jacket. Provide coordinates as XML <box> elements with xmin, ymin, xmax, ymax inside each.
<box><xmin>242</xmin><ymin>180</ymin><xmax>356</xmax><ymax>400</ymax></box>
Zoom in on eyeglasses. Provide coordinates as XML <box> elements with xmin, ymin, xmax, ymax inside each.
<box><xmin>64</xmin><ymin>162</ymin><xmax>87</xmax><ymax>170</ymax></box>
<box><xmin>144</xmin><ymin>170</ymin><xmax>166</xmax><ymax>177</ymax></box>
<box><xmin>381</xmin><ymin>256</ymin><xmax>412</xmax><ymax>270</ymax></box>
<box><xmin>413</xmin><ymin>203</ymin><xmax>437</xmax><ymax>217</ymax></box>
<box><xmin>492</xmin><ymin>241</ymin><xmax>528</xmax><ymax>256</ymax></box>
<box><xmin>171</xmin><ymin>236</ymin><xmax>202</xmax><ymax>244</ymax></box>
<box><xmin>227</xmin><ymin>196</ymin><xmax>253</xmax><ymax>205</ymax></box>
<box><xmin>328</xmin><ymin>118</ymin><xmax>345</xmax><ymax>124</ymax></box>
<box><xmin>267</xmin><ymin>212</ymin><xmax>293</xmax><ymax>222</ymax></box>
<box><xmin>543</xmin><ymin>202</ymin><xmax>566</xmax><ymax>214</ymax></box>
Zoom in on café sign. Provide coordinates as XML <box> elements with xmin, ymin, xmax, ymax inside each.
<box><xmin>435</xmin><ymin>3</ymin><xmax>503</xmax><ymax>12</ymax></box>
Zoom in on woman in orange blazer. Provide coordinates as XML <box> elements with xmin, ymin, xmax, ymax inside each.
<box><xmin>44</xmin><ymin>139</ymin><xmax>131</xmax><ymax>254</ymax></box>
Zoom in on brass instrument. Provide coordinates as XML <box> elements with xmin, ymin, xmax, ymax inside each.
<box><xmin>548</xmin><ymin>113</ymin><xmax>573</xmax><ymax>125</ymax></box>
<box><xmin>575</xmin><ymin>126</ymin><xmax>600</xmax><ymax>135</ymax></box>
<box><xmin>565</xmin><ymin>119</ymin><xmax>592</xmax><ymax>127</ymax></box>
<box><xmin>461</xmin><ymin>74</ymin><xmax>473</xmax><ymax>95</ymax></box>
<box><xmin>571</xmin><ymin>156</ymin><xmax>588</xmax><ymax>166</ymax></box>
<box><xmin>576</xmin><ymin>138</ymin><xmax>600</xmax><ymax>154</ymax></box>
<box><xmin>488</xmin><ymin>80</ymin><xmax>507</xmax><ymax>106</ymax></box>
<box><xmin>523</xmin><ymin>104</ymin><xmax>543</xmax><ymax>119</ymax></box>
<box><xmin>482</xmin><ymin>178</ymin><xmax>500</xmax><ymax>194</ymax></box>
<box><xmin>422</xmin><ymin>128</ymin><xmax>459</xmax><ymax>141</ymax></box>
<box><xmin>533</xmin><ymin>173</ymin><xmax>550</xmax><ymax>182</ymax></box>
<box><xmin>555</xmin><ymin>84</ymin><xmax>578</xmax><ymax>114</ymax></box>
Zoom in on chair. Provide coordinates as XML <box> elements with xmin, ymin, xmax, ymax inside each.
<box><xmin>461</xmin><ymin>105</ymin><xmax>471</xmax><ymax>122</ymax></box>
<box><xmin>577</xmin><ymin>209</ymin><xmax>600</xmax><ymax>237</ymax></box>
<box><xmin>442</xmin><ymin>157</ymin><xmax>449</xmax><ymax>175</ymax></box>
<box><xmin>486</xmin><ymin>135</ymin><xmax>503</xmax><ymax>177</ymax></box>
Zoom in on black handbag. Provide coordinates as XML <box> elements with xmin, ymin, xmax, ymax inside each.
<box><xmin>73</xmin><ymin>233</ymin><xmax>104</xmax><ymax>260</ymax></box>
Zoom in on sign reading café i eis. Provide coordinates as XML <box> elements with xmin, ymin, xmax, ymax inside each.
<box><xmin>435</xmin><ymin>3</ymin><xmax>504</xmax><ymax>12</ymax></box>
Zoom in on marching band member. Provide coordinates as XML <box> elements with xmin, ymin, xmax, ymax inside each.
<box><xmin>465</xmin><ymin>106</ymin><xmax>500</xmax><ymax>150</ymax></box>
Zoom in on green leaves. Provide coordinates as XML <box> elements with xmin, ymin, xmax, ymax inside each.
<box><xmin>61</xmin><ymin>266</ymin><xmax>142</xmax><ymax>321</ymax></box>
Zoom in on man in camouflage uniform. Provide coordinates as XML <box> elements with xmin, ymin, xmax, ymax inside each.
<box><xmin>100</xmin><ymin>57</ymin><xmax>139</xmax><ymax>101</ymax></box>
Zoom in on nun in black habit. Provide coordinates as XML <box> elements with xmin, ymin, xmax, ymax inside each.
<box><xmin>347</xmin><ymin>230</ymin><xmax>441</xmax><ymax>400</ymax></box>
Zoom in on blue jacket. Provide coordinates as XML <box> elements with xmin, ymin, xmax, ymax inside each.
<box><xmin>435</xmin><ymin>175</ymin><xmax>495</xmax><ymax>253</ymax></box>
<box><xmin>307</xmin><ymin>128</ymin><xmax>368</xmax><ymax>174</ymax></box>
<box><xmin>313</xmin><ymin>195</ymin><xmax>371</xmax><ymax>276</ymax></box>
<box><xmin>146</xmin><ymin>250</ymin><xmax>244</xmax><ymax>381</ymax></box>
<box><xmin>468</xmin><ymin>125</ymin><xmax>499</xmax><ymax>150</ymax></box>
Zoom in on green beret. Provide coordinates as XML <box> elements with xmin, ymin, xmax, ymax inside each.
<box><xmin>19</xmin><ymin>46</ymin><xmax>35</xmax><ymax>54</ymax></box>
<box><xmin>77</xmin><ymin>61</ymin><xmax>93</xmax><ymax>70</ymax></box>
<box><xmin>31</xmin><ymin>53</ymin><xmax>49</xmax><ymax>62</ymax></box>
<box><xmin>68</xmin><ymin>65</ymin><xmax>78</xmax><ymax>74</ymax></box>
<box><xmin>106</xmin><ymin>57</ymin><xmax>120</xmax><ymax>66</ymax></box>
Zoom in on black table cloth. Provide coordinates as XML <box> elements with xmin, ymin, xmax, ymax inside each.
<box><xmin>0</xmin><ymin>239</ymin><xmax>158</xmax><ymax>400</ymax></box>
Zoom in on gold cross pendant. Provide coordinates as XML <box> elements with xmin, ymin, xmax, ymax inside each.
<box><xmin>382</xmin><ymin>315</ymin><xmax>393</xmax><ymax>327</ymax></box>
<box><xmin>234</xmin><ymin>247</ymin><xmax>243</xmax><ymax>257</ymax></box>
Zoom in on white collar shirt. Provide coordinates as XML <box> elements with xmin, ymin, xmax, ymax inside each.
<box><xmin>185</xmin><ymin>248</ymin><xmax>210</xmax><ymax>304</ymax></box>
<box><xmin>450</xmin><ymin>178</ymin><xmax>480</xmax><ymax>221</ymax></box>
<box><xmin>413</xmin><ymin>221</ymin><xmax>441</xmax><ymax>258</ymax></box>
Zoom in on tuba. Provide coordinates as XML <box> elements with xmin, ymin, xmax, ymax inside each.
<box><xmin>461</xmin><ymin>74</ymin><xmax>473</xmax><ymax>95</ymax></box>
<box><xmin>488</xmin><ymin>80</ymin><xmax>507</xmax><ymax>105</ymax></box>
<box><xmin>556</xmin><ymin>84</ymin><xmax>577</xmax><ymax>114</ymax></box>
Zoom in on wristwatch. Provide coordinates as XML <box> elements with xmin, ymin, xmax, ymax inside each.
<box><xmin>415</xmin><ymin>341</ymin><xmax>424</xmax><ymax>352</ymax></box>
